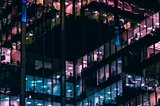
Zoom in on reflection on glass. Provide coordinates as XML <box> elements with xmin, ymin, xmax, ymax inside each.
<box><xmin>78</xmin><ymin>80</ymin><xmax>123</xmax><ymax>105</ymax></box>
<box><xmin>0</xmin><ymin>94</ymin><xmax>19</xmax><ymax>106</ymax></box>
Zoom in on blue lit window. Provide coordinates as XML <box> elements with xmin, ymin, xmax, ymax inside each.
<box><xmin>22</xmin><ymin>0</ymin><xmax>26</xmax><ymax>22</ymax></box>
<box><xmin>115</xmin><ymin>26</ymin><xmax>120</xmax><ymax>46</ymax></box>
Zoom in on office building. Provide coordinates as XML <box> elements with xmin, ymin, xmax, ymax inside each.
<box><xmin>0</xmin><ymin>0</ymin><xmax>160</xmax><ymax>106</ymax></box>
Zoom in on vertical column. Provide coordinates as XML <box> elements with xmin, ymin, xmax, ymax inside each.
<box><xmin>20</xmin><ymin>0</ymin><xmax>26</xmax><ymax>105</ymax></box>
<box><xmin>73</xmin><ymin>61</ymin><xmax>77</xmax><ymax>106</ymax></box>
<box><xmin>20</xmin><ymin>13</ymin><xmax>26</xmax><ymax>106</ymax></box>
<box><xmin>114</xmin><ymin>0</ymin><xmax>120</xmax><ymax>54</ymax></box>
<box><xmin>73</xmin><ymin>0</ymin><xmax>76</xmax><ymax>18</ymax></box>
<box><xmin>72</xmin><ymin>0</ymin><xmax>77</xmax><ymax>104</ymax></box>
<box><xmin>60</xmin><ymin>0</ymin><xmax>66</xmax><ymax>104</ymax></box>
<box><xmin>114</xmin><ymin>0</ymin><xmax>118</xmax><ymax>26</ymax></box>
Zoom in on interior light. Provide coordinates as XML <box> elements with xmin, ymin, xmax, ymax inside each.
<box><xmin>48</xmin><ymin>82</ymin><xmax>52</xmax><ymax>84</ymax></box>
<box><xmin>85</xmin><ymin>8</ymin><xmax>89</xmax><ymax>11</ymax></box>
<box><xmin>48</xmin><ymin>105</ymin><xmax>52</xmax><ymax>106</ymax></box>
<box><xmin>76</xmin><ymin>85</ymin><xmax>79</xmax><ymax>87</ymax></box>
<box><xmin>127</xmin><ymin>75</ymin><xmax>132</xmax><ymax>78</ymax></box>
<box><xmin>57</xmin><ymin>75</ymin><xmax>60</xmax><ymax>79</ymax></box>
<box><xmin>100</xmin><ymin>96</ymin><xmax>103</xmax><ymax>99</ymax></box>
<box><xmin>29</xmin><ymin>33</ymin><xmax>33</xmax><ymax>36</ymax></box>
<box><xmin>136</xmin><ymin>78</ymin><xmax>141</xmax><ymax>80</ymax></box>
<box><xmin>86</xmin><ymin>103</ymin><xmax>90</xmax><ymax>105</ymax></box>
<box><xmin>26</xmin><ymin>102</ymin><xmax>32</xmax><ymax>104</ymax></box>
<box><xmin>126</xmin><ymin>84</ymin><xmax>130</xmax><ymax>86</ymax></box>
<box><xmin>5</xmin><ymin>97</ymin><xmax>9</xmax><ymax>100</ymax></box>
<box><xmin>31</xmin><ymin>84</ymin><xmax>36</xmax><ymax>86</ymax></box>
<box><xmin>37</xmin><ymin>80</ymin><xmax>42</xmax><ymax>83</ymax></box>
<box><xmin>103</xmin><ymin>14</ymin><xmax>107</xmax><ymax>17</ymax></box>
<box><xmin>56</xmin><ymin>15</ymin><xmax>59</xmax><ymax>18</ymax></box>
<box><xmin>12</xmin><ymin>43</ymin><xmax>16</xmax><ymax>49</ymax></box>
<box><xmin>41</xmin><ymin>86</ymin><xmax>47</xmax><ymax>88</ymax></box>
<box><xmin>37</xmin><ymin>103</ymin><xmax>43</xmax><ymax>106</ymax></box>
<box><xmin>118</xmin><ymin>60</ymin><xmax>122</xmax><ymax>63</ymax></box>
<box><xmin>68</xmin><ymin>66</ymin><xmax>73</xmax><ymax>70</ymax></box>
<box><xmin>155</xmin><ymin>22</ymin><xmax>159</xmax><ymax>25</ymax></box>
<box><xmin>114</xmin><ymin>88</ymin><xmax>119</xmax><ymax>90</ymax></box>
<box><xmin>147</xmin><ymin>27</ymin><xmax>152</xmax><ymax>30</ymax></box>
<box><xmin>29</xmin><ymin>95</ymin><xmax>31</xmax><ymax>98</ymax></box>
<box><xmin>65</xmin><ymin>2</ymin><xmax>69</xmax><ymax>5</ymax></box>
<box><xmin>107</xmin><ymin>92</ymin><xmax>111</xmax><ymax>94</ymax></box>
<box><xmin>100</xmin><ymin>51</ymin><xmax>102</xmax><ymax>54</ymax></box>
<box><xmin>141</xmin><ymin>83</ymin><xmax>145</xmax><ymax>86</ymax></box>
<box><xmin>144</xmin><ymin>25</ymin><xmax>146</xmax><ymax>28</ymax></box>
<box><xmin>67</xmin><ymin>89</ymin><xmax>72</xmax><ymax>92</ymax></box>
<box><xmin>132</xmin><ymin>81</ymin><xmax>137</xmax><ymax>83</ymax></box>
<box><xmin>83</xmin><ymin>60</ymin><xmax>87</xmax><ymax>64</ymax></box>
<box><xmin>94</xmin><ymin>11</ymin><xmax>98</xmax><ymax>14</ymax></box>
<box><xmin>31</xmin><ymin>81</ymin><xmax>36</xmax><ymax>84</ymax></box>
<box><xmin>7</xmin><ymin>50</ymin><xmax>11</xmax><ymax>54</ymax></box>
<box><xmin>153</xmin><ymin>28</ymin><xmax>155</xmax><ymax>31</ymax></box>
<box><xmin>30</xmin><ymin>19</ymin><xmax>33</xmax><ymax>22</ymax></box>
<box><xmin>17</xmin><ymin>99</ymin><xmax>19</xmax><ymax>101</ymax></box>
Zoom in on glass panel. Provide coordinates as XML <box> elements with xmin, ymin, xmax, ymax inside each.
<box><xmin>117</xmin><ymin>57</ymin><xmax>122</xmax><ymax>74</ymax></box>
<box><xmin>122</xmin><ymin>31</ymin><xmax>128</xmax><ymax>47</ymax></box>
<box><xmin>0</xmin><ymin>94</ymin><xmax>9</xmax><ymax>106</ymax></box>
<box><xmin>26</xmin><ymin>98</ymin><xmax>34</xmax><ymax>106</ymax></box>
<box><xmin>105</xmin><ymin>64</ymin><xmax>109</xmax><ymax>80</ymax></box>
<box><xmin>44</xmin><ymin>78</ymin><xmax>52</xmax><ymax>95</ymax></box>
<box><xmin>77</xmin><ymin>79</ymin><xmax>82</xmax><ymax>96</ymax></box>
<box><xmin>87</xmin><ymin>52</ymin><xmax>94</xmax><ymax>66</ymax></box>
<box><xmin>94</xmin><ymin>93</ymin><xmax>99</xmax><ymax>106</ymax></box>
<box><xmin>107</xmin><ymin>0</ymin><xmax>114</xmax><ymax>7</ymax></box>
<box><xmin>83</xmin><ymin>55</ymin><xmax>87</xmax><ymax>68</ymax></box>
<box><xmin>147</xmin><ymin>45</ymin><xmax>154</xmax><ymax>58</ymax></box>
<box><xmin>98</xmin><ymin>67</ymin><xmax>105</xmax><ymax>84</ymax></box>
<box><xmin>76</xmin><ymin>58</ymin><xmax>82</xmax><ymax>76</ymax></box>
<box><xmin>98</xmin><ymin>46</ymin><xmax>104</xmax><ymax>61</ymax></box>
<box><xmin>111</xmin><ymin>83</ymin><xmax>116</xmax><ymax>100</ymax></box>
<box><xmin>99</xmin><ymin>90</ymin><xmax>105</xmax><ymax>105</ymax></box>
<box><xmin>44</xmin><ymin>101</ymin><xmax>52</xmax><ymax>106</ymax></box>
<box><xmin>66</xmin><ymin>61</ymin><xmax>73</xmax><ymax>81</ymax></box>
<box><xmin>35</xmin><ymin>76</ymin><xmax>43</xmax><ymax>93</ymax></box>
<box><xmin>146</xmin><ymin>16</ymin><xmax>153</xmax><ymax>34</ymax></box>
<box><xmin>104</xmin><ymin>42</ymin><xmax>109</xmax><ymax>58</ymax></box>
<box><xmin>94</xmin><ymin>49</ymin><xmax>98</xmax><ymax>62</ymax></box>
<box><xmin>117</xmin><ymin>80</ymin><xmax>122</xmax><ymax>95</ymax></box>
<box><xmin>111</xmin><ymin>60</ymin><xmax>116</xmax><ymax>76</ymax></box>
<box><xmin>66</xmin><ymin>82</ymin><xmax>74</xmax><ymax>97</ymax></box>
<box><xmin>111</xmin><ymin>39</ymin><xmax>115</xmax><ymax>55</ymax></box>
<box><xmin>105</xmin><ymin>86</ymin><xmax>111</xmax><ymax>103</ymax></box>
<box><xmin>150</xmin><ymin>93</ymin><xmax>156</xmax><ymax>106</ymax></box>
<box><xmin>26</xmin><ymin>75</ymin><xmax>34</xmax><ymax>92</ymax></box>
<box><xmin>35</xmin><ymin>99</ymin><xmax>43</xmax><ymax>106</ymax></box>
<box><xmin>53</xmin><ymin>79</ymin><xmax>60</xmax><ymax>96</ymax></box>
<box><xmin>153</xmin><ymin>12</ymin><xmax>159</xmax><ymax>28</ymax></box>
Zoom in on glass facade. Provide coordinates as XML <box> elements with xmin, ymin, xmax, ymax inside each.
<box><xmin>0</xmin><ymin>0</ymin><xmax>160</xmax><ymax>106</ymax></box>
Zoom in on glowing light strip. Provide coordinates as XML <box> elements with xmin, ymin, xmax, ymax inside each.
<box><xmin>115</xmin><ymin>26</ymin><xmax>120</xmax><ymax>46</ymax></box>
<box><xmin>22</xmin><ymin>0</ymin><xmax>26</xmax><ymax>22</ymax></box>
